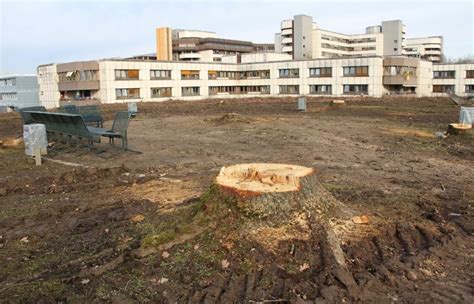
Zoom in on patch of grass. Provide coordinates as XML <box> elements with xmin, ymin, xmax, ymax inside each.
<box><xmin>142</xmin><ymin>230</ymin><xmax>177</xmax><ymax>247</ymax></box>
<box><xmin>6</xmin><ymin>279</ymin><xmax>67</xmax><ymax>303</ymax></box>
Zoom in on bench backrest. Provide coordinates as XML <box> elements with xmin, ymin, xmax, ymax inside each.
<box><xmin>112</xmin><ymin>111</ymin><xmax>131</xmax><ymax>137</ymax></box>
<box><xmin>58</xmin><ymin>104</ymin><xmax>79</xmax><ymax>114</ymax></box>
<box><xmin>19</xmin><ymin>106</ymin><xmax>47</xmax><ymax>124</ymax></box>
<box><xmin>77</xmin><ymin>105</ymin><xmax>103</xmax><ymax>125</ymax></box>
<box><xmin>27</xmin><ymin>111</ymin><xmax>92</xmax><ymax>139</ymax></box>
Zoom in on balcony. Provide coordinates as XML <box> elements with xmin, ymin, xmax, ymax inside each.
<box><xmin>281</xmin><ymin>46</ymin><xmax>293</xmax><ymax>53</ymax></box>
<box><xmin>383</xmin><ymin>75</ymin><xmax>417</xmax><ymax>86</ymax></box>
<box><xmin>281</xmin><ymin>29</ymin><xmax>292</xmax><ymax>36</ymax></box>
<box><xmin>58</xmin><ymin>80</ymin><xmax>99</xmax><ymax>91</ymax></box>
<box><xmin>281</xmin><ymin>20</ymin><xmax>293</xmax><ymax>29</ymax></box>
<box><xmin>281</xmin><ymin>37</ymin><xmax>293</xmax><ymax>44</ymax></box>
<box><xmin>425</xmin><ymin>49</ymin><xmax>441</xmax><ymax>55</ymax></box>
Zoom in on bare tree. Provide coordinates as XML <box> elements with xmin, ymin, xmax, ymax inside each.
<box><xmin>444</xmin><ymin>54</ymin><xmax>474</xmax><ymax>64</ymax></box>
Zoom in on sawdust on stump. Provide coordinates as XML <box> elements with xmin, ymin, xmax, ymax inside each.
<box><xmin>202</xmin><ymin>163</ymin><xmax>355</xmax><ymax>270</ymax></box>
<box><xmin>447</xmin><ymin>123</ymin><xmax>472</xmax><ymax>135</ymax></box>
<box><xmin>212</xmin><ymin>163</ymin><xmax>352</xmax><ymax>221</ymax></box>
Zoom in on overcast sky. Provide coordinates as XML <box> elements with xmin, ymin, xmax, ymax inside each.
<box><xmin>0</xmin><ymin>0</ymin><xmax>473</xmax><ymax>74</ymax></box>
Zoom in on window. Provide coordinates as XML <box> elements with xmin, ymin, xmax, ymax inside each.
<box><xmin>150</xmin><ymin>70</ymin><xmax>171</xmax><ymax>80</ymax></box>
<box><xmin>394</xmin><ymin>40</ymin><xmax>398</xmax><ymax>43</ymax></box>
<box><xmin>309</xmin><ymin>85</ymin><xmax>332</xmax><ymax>95</ymax></box>
<box><xmin>432</xmin><ymin>85</ymin><xmax>454</xmax><ymax>93</ymax></box>
<box><xmin>343</xmin><ymin>84</ymin><xmax>368</xmax><ymax>95</ymax></box>
<box><xmin>465</xmin><ymin>85</ymin><xmax>474</xmax><ymax>93</ymax></box>
<box><xmin>309</xmin><ymin>67</ymin><xmax>332</xmax><ymax>77</ymax></box>
<box><xmin>115</xmin><ymin>69</ymin><xmax>139</xmax><ymax>80</ymax></box>
<box><xmin>384</xmin><ymin>66</ymin><xmax>416</xmax><ymax>77</ymax></box>
<box><xmin>343</xmin><ymin>66</ymin><xmax>368</xmax><ymax>77</ymax></box>
<box><xmin>0</xmin><ymin>93</ymin><xmax>17</xmax><ymax>100</ymax></box>
<box><xmin>240</xmin><ymin>70</ymin><xmax>270</xmax><ymax>79</ymax></box>
<box><xmin>182</xmin><ymin>87</ymin><xmax>200</xmax><ymax>96</ymax></box>
<box><xmin>209</xmin><ymin>71</ymin><xmax>238</xmax><ymax>79</ymax></box>
<box><xmin>213</xmin><ymin>57</ymin><xmax>222</xmax><ymax>62</ymax></box>
<box><xmin>208</xmin><ymin>71</ymin><xmax>217</xmax><ymax>79</ymax></box>
<box><xmin>239</xmin><ymin>86</ymin><xmax>270</xmax><ymax>94</ymax></box>
<box><xmin>0</xmin><ymin>78</ymin><xmax>16</xmax><ymax>86</ymax></box>
<box><xmin>279</xmin><ymin>85</ymin><xmax>299</xmax><ymax>95</ymax></box>
<box><xmin>115</xmin><ymin>88</ymin><xmax>140</xmax><ymax>99</ymax></box>
<box><xmin>394</xmin><ymin>48</ymin><xmax>398</xmax><ymax>51</ymax></box>
<box><xmin>279</xmin><ymin>68</ymin><xmax>299</xmax><ymax>78</ymax></box>
<box><xmin>466</xmin><ymin>70</ymin><xmax>474</xmax><ymax>78</ymax></box>
<box><xmin>433</xmin><ymin>70</ymin><xmax>455</xmax><ymax>79</ymax></box>
<box><xmin>209</xmin><ymin>86</ymin><xmax>236</xmax><ymax>95</ymax></box>
<box><xmin>151</xmin><ymin>87</ymin><xmax>172</xmax><ymax>98</ymax></box>
<box><xmin>181</xmin><ymin>70</ymin><xmax>200</xmax><ymax>80</ymax></box>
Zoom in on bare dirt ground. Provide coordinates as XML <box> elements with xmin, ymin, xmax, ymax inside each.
<box><xmin>0</xmin><ymin>97</ymin><xmax>473</xmax><ymax>303</ymax></box>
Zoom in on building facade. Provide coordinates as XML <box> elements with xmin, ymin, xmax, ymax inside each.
<box><xmin>432</xmin><ymin>63</ymin><xmax>474</xmax><ymax>97</ymax></box>
<box><xmin>156</xmin><ymin>28</ymin><xmax>274</xmax><ymax>63</ymax></box>
<box><xmin>38</xmin><ymin>55</ymin><xmax>457</xmax><ymax>108</ymax></box>
<box><xmin>274</xmin><ymin>15</ymin><xmax>443</xmax><ymax>62</ymax></box>
<box><xmin>0</xmin><ymin>75</ymin><xmax>40</xmax><ymax>111</ymax></box>
<box><xmin>405</xmin><ymin>37</ymin><xmax>444</xmax><ymax>63</ymax></box>
<box><xmin>155</xmin><ymin>27</ymin><xmax>173</xmax><ymax>61</ymax></box>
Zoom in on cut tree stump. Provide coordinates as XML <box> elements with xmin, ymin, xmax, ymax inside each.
<box><xmin>331</xmin><ymin>100</ymin><xmax>346</xmax><ymax>106</ymax></box>
<box><xmin>211</xmin><ymin>163</ymin><xmax>353</xmax><ymax>222</ymax></box>
<box><xmin>447</xmin><ymin>123</ymin><xmax>472</xmax><ymax>135</ymax></box>
<box><xmin>203</xmin><ymin>163</ymin><xmax>357</xmax><ymax>276</ymax></box>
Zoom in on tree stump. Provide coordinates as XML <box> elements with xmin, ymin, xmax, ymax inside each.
<box><xmin>202</xmin><ymin>163</ymin><xmax>356</xmax><ymax>273</ymax></box>
<box><xmin>447</xmin><ymin>123</ymin><xmax>472</xmax><ymax>135</ymax></box>
<box><xmin>206</xmin><ymin>163</ymin><xmax>353</xmax><ymax>224</ymax></box>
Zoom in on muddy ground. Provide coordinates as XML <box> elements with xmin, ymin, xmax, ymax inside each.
<box><xmin>0</xmin><ymin>97</ymin><xmax>473</xmax><ymax>303</ymax></box>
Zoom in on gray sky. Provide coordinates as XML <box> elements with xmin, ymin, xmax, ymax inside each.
<box><xmin>0</xmin><ymin>0</ymin><xmax>473</xmax><ymax>74</ymax></box>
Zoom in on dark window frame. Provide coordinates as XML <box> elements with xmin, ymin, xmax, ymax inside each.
<box><xmin>309</xmin><ymin>67</ymin><xmax>332</xmax><ymax>77</ymax></box>
<box><xmin>151</xmin><ymin>87</ymin><xmax>172</xmax><ymax>98</ymax></box>
<box><xmin>343</xmin><ymin>66</ymin><xmax>369</xmax><ymax>77</ymax></box>
<box><xmin>343</xmin><ymin>84</ymin><xmax>368</xmax><ymax>95</ymax></box>
<box><xmin>309</xmin><ymin>85</ymin><xmax>332</xmax><ymax>95</ymax></box>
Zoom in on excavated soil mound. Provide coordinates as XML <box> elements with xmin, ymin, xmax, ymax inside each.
<box><xmin>205</xmin><ymin>113</ymin><xmax>261</xmax><ymax>124</ymax></box>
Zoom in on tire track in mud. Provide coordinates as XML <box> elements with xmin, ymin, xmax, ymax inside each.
<box><xmin>161</xmin><ymin>219</ymin><xmax>472</xmax><ymax>303</ymax></box>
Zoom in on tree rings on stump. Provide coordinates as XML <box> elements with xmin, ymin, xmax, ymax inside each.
<box><xmin>447</xmin><ymin>123</ymin><xmax>472</xmax><ymax>135</ymax></box>
<box><xmin>211</xmin><ymin>163</ymin><xmax>352</xmax><ymax>222</ymax></box>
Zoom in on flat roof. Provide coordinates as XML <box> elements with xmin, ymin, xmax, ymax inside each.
<box><xmin>39</xmin><ymin>55</ymin><xmax>443</xmax><ymax>68</ymax></box>
<box><xmin>100</xmin><ymin>54</ymin><xmax>384</xmax><ymax>65</ymax></box>
<box><xmin>0</xmin><ymin>74</ymin><xmax>37</xmax><ymax>78</ymax></box>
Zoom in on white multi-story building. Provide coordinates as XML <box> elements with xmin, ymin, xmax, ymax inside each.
<box><xmin>35</xmin><ymin>13</ymin><xmax>472</xmax><ymax>108</ymax></box>
<box><xmin>0</xmin><ymin>75</ymin><xmax>40</xmax><ymax>112</ymax></box>
<box><xmin>37</xmin><ymin>55</ymin><xmax>445</xmax><ymax>108</ymax></box>
<box><xmin>274</xmin><ymin>15</ymin><xmax>442</xmax><ymax>63</ymax></box>
<box><xmin>155</xmin><ymin>28</ymin><xmax>274</xmax><ymax>62</ymax></box>
<box><xmin>405</xmin><ymin>36</ymin><xmax>444</xmax><ymax>63</ymax></box>
<box><xmin>432</xmin><ymin>63</ymin><xmax>474</xmax><ymax>97</ymax></box>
